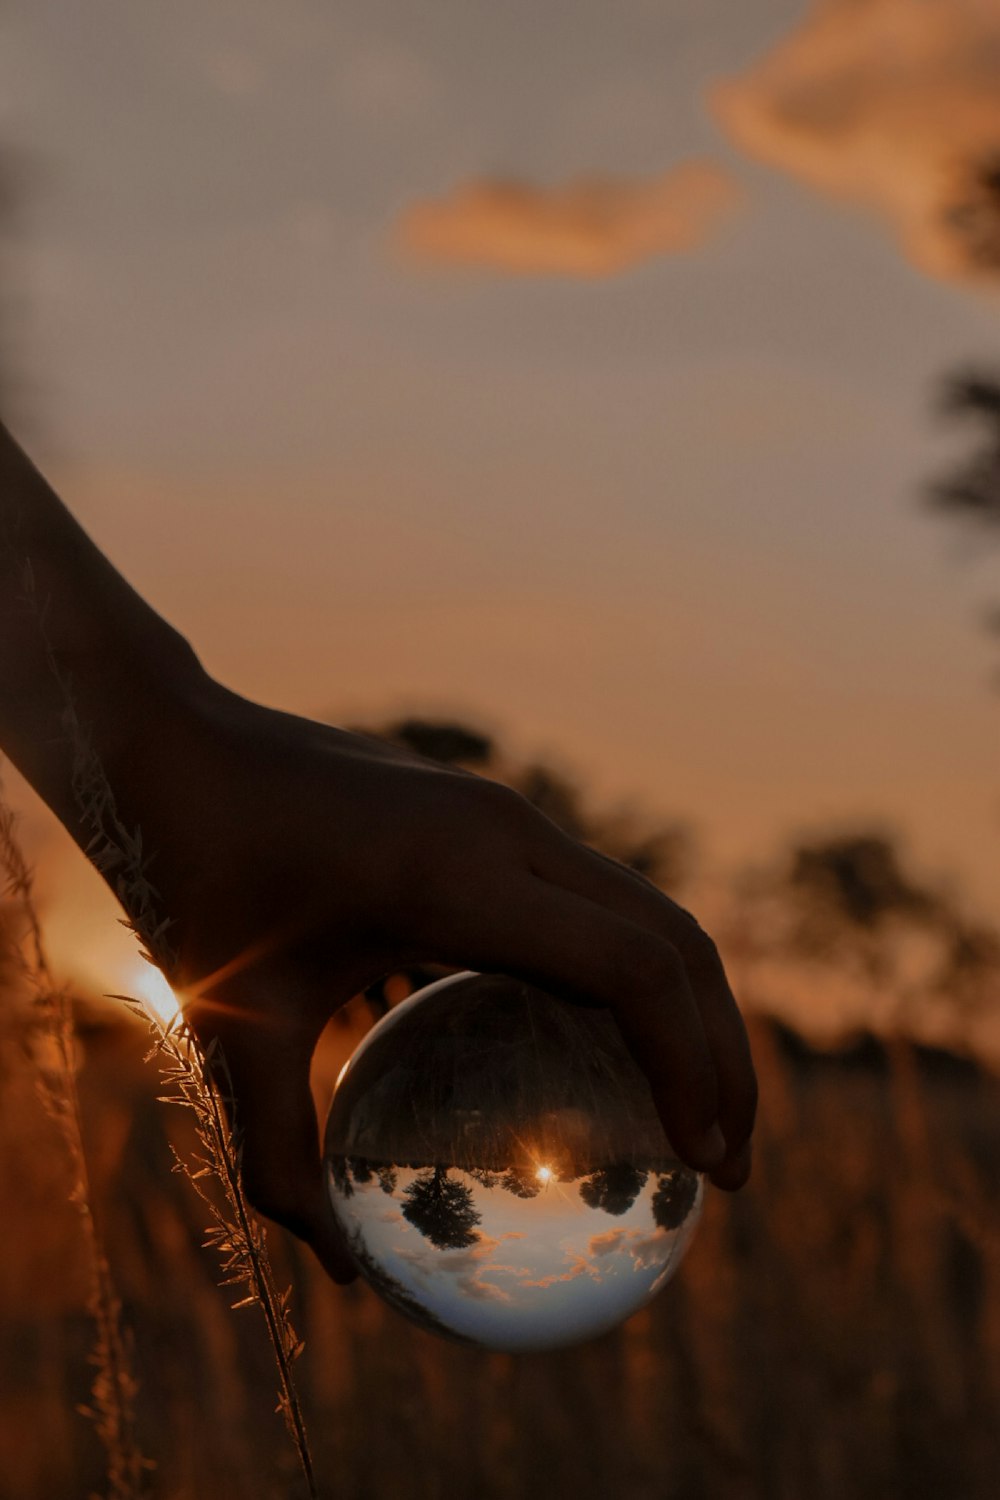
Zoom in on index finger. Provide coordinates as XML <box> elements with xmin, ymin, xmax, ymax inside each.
<box><xmin>529</xmin><ymin>836</ymin><xmax>758</xmax><ymax>1180</ymax></box>
<box><xmin>413</xmin><ymin>873</ymin><xmax>727</xmax><ymax>1175</ymax></box>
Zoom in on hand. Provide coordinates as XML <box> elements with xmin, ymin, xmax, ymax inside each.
<box><xmin>111</xmin><ymin>674</ymin><xmax>757</xmax><ymax>1282</ymax></box>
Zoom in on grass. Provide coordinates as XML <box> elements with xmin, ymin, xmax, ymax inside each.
<box><xmin>3</xmin><ymin>555</ymin><xmax>998</xmax><ymax>1495</ymax></box>
<box><xmin>0</xmin><ymin>997</ymin><xmax>997</xmax><ymax>1498</ymax></box>
<box><xmin>0</xmin><ymin>792</ymin><xmax>149</xmax><ymax>1499</ymax></box>
<box><xmin>1</xmin><ymin>556</ymin><xmax>317</xmax><ymax>1495</ymax></box>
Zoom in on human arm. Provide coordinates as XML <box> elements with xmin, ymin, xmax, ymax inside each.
<box><xmin>0</xmin><ymin>423</ymin><xmax>756</xmax><ymax>1281</ymax></box>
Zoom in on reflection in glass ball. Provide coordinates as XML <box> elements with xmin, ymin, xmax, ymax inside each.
<box><xmin>324</xmin><ymin>971</ymin><xmax>703</xmax><ymax>1352</ymax></box>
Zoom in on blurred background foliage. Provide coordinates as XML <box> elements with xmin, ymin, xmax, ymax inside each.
<box><xmin>2</xmin><ymin>41</ymin><xmax>1000</xmax><ymax>1500</ymax></box>
<box><xmin>4</xmin><ymin>711</ymin><xmax>999</xmax><ymax>1498</ymax></box>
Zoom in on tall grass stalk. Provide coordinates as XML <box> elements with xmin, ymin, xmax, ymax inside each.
<box><xmin>13</xmin><ymin>556</ymin><xmax>318</xmax><ymax>1496</ymax></box>
<box><xmin>0</xmin><ymin>790</ymin><xmax>149</xmax><ymax>1499</ymax></box>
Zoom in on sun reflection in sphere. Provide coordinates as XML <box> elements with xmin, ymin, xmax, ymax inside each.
<box><xmin>325</xmin><ymin>971</ymin><xmax>703</xmax><ymax>1352</ymax></box>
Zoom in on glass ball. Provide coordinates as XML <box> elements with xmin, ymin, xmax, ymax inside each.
<box><xmin>324</xmin><ymin>971</ymin><xmax>703</xmax><ymax>1352</ymax></box>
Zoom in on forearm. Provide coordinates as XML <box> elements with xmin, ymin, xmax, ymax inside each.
<box><xmin>0</xmin><ymin>422</ymin><xmax>208</xmax><ymax>836</ymax></box>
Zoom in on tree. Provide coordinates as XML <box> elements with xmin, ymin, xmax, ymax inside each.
<box><xmin>579</xmin><ymin>1164</ymin><xmax>648</xmax><ymax>1217</ymax></box>
<box><xmin>498</xmin><ymin>1165</ymin><xmax>541</xmax><ymax>1200</ymax></box>
<box><xmin>467</xmin><ymin>1167</ymin><xmax>501</xmax><ymax>1189</ymax></box>
<box><xmin>925</xmin><ymin>369</ymin><xmax>1000</xmax><ymax>659</ymax></box>
<box><xmin>328</xmin><ymin>1155</ymin><xmax>354</xmax><ymax>1199</ymax></box>
<box><xmin>401</xmin><ymin>1167</ymin><xmax>482</xmax><ymax>1250</ymax></box>
<box><xmin>651</xmin><ymin>1170</ymin><xmax>699</xmax><ymax>1231</ymax></box>
<box><xmin>725</xmin><ymin>829</ymin><xmax>1000</xmax><ymax>1051</ymax></box>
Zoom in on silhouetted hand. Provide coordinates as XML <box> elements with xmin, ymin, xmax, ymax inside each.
<box><xmin>0</xmin><ymin>423</ymin><xmax>756</xmax><ymax>1284</ymax></box>
<box><xmin>112</xmin><ymin>676</ymin><xmax>757</xmax><ymax>1283</ymax></box>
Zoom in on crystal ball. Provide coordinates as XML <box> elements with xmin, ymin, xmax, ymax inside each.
<box><xmin>323</xmin><ymin>970</ymin><xmax>703</xmax><ymax>1352</ymax></box>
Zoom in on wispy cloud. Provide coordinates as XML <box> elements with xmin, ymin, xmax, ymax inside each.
<box><xmin>712</xmin><ymin>0</ymin><xmax>1000</xmax><ymax>286</ymax></box>
<box><xmin>394</xmin><ymin>159</ymin><xmax>742</xmax><ymax>278</ymax></box>
<box><xmin>588</xmin><ymin>1226</ymin><xmax>671</xmax><ymax>1272</ymax></box>
<box><xmin>520</xmin><ymin>1252</ymin><xmax>597</xmax><ymax>1290</ymax></box>
<box><xmin>395</xmin><ymin>1232</ymin><xmax>526</xmax><ymax>1303</ymax></box>
<box><xmin>521</xmin><ymin>1224</ymin><xmax>675</xmax><ymax>1289</ymax></box>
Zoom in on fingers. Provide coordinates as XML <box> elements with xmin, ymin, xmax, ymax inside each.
<box><xmin>190</xmin><ymin>1001</ymin><xmax>358</xmax><ymax>1284</ymax></box>
<box><xmin>424</xmin><ymin>872</ymin><xmax>727</xmax><ymax>1176</ymax></box>
<box><xmin>526</xmin><ymin>834</ymin><xmax>757</xmax><ymax>1188</ymax></box>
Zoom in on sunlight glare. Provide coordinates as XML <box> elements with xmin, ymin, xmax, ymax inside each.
<box><xmin>535</xmin><ymin>1165</ymin><xmax>552</xmax><ymax>1183</ymax></box>
<box><xmin>127</xmin><ymin>963</ymin><xmax>182</xmax><ymax>1028</ymax></box>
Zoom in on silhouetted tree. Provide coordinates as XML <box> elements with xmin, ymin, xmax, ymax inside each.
<box><xmin>579</xmin><ymin>1164</ymin><xmax>648</xmax><ymax>1217</ymax></box>
<box><xmin>652</xmin><ymin>1170</ymin><xmax>699</xmax><ymax>1231</ymax></box>
<box><xmin>727</xmin><ymin>828</ymin><xmax>1000</xmax><ymax>1050</ymax></box>
<box><xmin>402</xmin><ymin>1167</ymin><xmax>482</xmax><ymax>1250</ymax></box>
<box><xmin>376</xmin><ymin>1165</ymin><xmax>398</xmax><ymax>1195</ymax></box>
<box><xmin>925</xmin><ymin>368</ymin><xmax>1000</xmax><ymax>667</ymax></box>
<box><xmin>350</xmin><ymin>1157</ymin><xmax>374</xmax><ymax>1185</ymax></box>
<box><xmin>498</xmin><ymin>1166</ymin><xmax>541</xmax><ymax>1199</ymax></box>
<box><xmin>370</xmin><ymin>717</ymin><xmax>494</xmax><ymax>766</ymax></box>
<box><xmin>789</xmin><ymin>834</ymin><xmax>935</xmax><ymax>933</ymax></box>
<box><xmin>928</xmin><ymin>370</ymin><xmax>1000</xmax><ymax>534</ymax></box>
<box><xmin>467</xmin><ymin>1167</ymin><xmax>501</xmax><ymax>1189</ymax></box>
<box><xmin>329</xmin><ymin>1156</ymin><xmax>354</xmax><ymax>1199</ymax></box>
<box><xmin>942</xmin><ymin>154</ymin><xmax>1000</xmax><ymax>275</ymax></box>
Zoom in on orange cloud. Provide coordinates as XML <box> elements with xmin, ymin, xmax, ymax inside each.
<box><xmin>520</xmin><ymin>1252</ymin><xmax>596</xmax><ymax>1290</ymax></box>
<box><xmin>394</xmin><ymin>159</ymin><xmax>742</xmax><ymax>277</ymax></box>
<box><xmin>711</xmin><ymin>0</ymin><xmax>1000</xmax><ymax>286</ymax></box>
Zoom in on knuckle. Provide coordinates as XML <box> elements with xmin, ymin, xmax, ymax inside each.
<box><xmin>616</xmin><ymin>936</ymin><xmax>687</xmax><ymax>998</ymax></box>
<box><xmin>472</xmin><ymin>775</ymin><xmax>533</xmax><ymax>824</ymax></box>
<box><xmin>680</xmin><ymin>925</ymin><xmax>722</xmax><ymax>976</ymax></box>
<box><xmin>429</xmin><ymin>776</ymin><xmax>533</xmax><ymax>873</ymax></box>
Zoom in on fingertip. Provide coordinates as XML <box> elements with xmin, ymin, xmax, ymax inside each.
<box><xmin>708</xmin><ymin>1139</ymin><xmax>753</xmax><ymax>1192</ymax></box>
<box><xmin>688</xmin><ymin>1121</ymin><xmax>727</xmax><ymax>1172</ymax></box>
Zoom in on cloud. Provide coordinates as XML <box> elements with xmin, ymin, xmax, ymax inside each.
<box><xmin>395</xmin><ymin>1231</ymin><xmax>526</xmax><ymax>1303</ymax></box>
<box><xmin>624</xmin><ymin>1229</ymin><xmax>673</xmax><ymax>1272</ymax></box>
<box><xmin>520</xmin><ymin>1252</ymin><xmax>597</xmax><ymax>1290</ymax></box>
<box><xmin>588</xmin><ymin>1226</ymin><xmax>672</xmax><ymax>1272</ymax></box>
<box><xmin>520</xmin><ymin>1225</ymin><xmax>675</xmax><ymax>1289</ymax></box>
<box><xmin>711</xmin><ymin>0</ymin><xmax>1000</xmax><ymax>286</ymax></box>
<box><xmin>588</xmin><ymin>1229</ymin><xmax>628</xmax><ymax>1259</ymax></box>
<box><xmin>394</xmin><ymin>159</ymin><xmax>742</xmax><ymax>277</ymax></box>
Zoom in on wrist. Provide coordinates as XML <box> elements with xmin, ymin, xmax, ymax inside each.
<box><xmin>94</xmin><ymin>637</ymin><xmax>219</xmax><ymax>790</ymax></box>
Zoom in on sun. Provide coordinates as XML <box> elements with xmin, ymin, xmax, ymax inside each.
<box><xmin>125</xmin><ymin>961</ymin><xmax>182</xmax><ymax>1028</ymax></box>
<box><xmin>535</xmin><ymin>1165</ymin><xmax>552</xmax><ymax>1183</ymax></box>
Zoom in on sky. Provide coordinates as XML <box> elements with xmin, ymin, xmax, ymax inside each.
<box><xmin>2</xmin><ymin>0</ymin><xmax>998</xmax><ymax>997</ymax></box>
<box><xmin>338</xmin><ymin>1165</ymin><xmax>698</xmax><ymax>1352</ymax></box>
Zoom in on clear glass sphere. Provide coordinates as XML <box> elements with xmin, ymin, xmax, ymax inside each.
<box><xmin>324</xmin><ymin>971</ymin><xmax>702</xmax><ymax>1352</ymax></box>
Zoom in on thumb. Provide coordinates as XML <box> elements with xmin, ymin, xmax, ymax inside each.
<box><xmin>200</xmin><ymin>1014</ymin><xmax>358</xmax><ymax>1285</ymax></box>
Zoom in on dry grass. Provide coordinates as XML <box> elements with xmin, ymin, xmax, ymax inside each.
<box><xmin>0</xmin><ymin>792</ymin><xmax>148</xmax><ymax>1499</ymax></box>
<box><xmin>2</xmin><ymin>557</ymin><xmax>317</xmax><ymax>1494</ymax></box>
<box><xmin>1</xmin><ymin>998</ymin><xmax>997</xmax><ymax>1499</ymax></box>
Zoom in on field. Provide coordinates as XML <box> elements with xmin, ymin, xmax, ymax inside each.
<box><xmin>1</xmin><ymin>994</ymin><xmax>997</xmax><ymax>1500</ymax></box>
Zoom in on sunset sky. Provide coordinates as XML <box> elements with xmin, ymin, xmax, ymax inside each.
<box><xmin>2</xmin><ymin>0</ymin><xmax>998</xmax><ymax>993</ymax></box>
